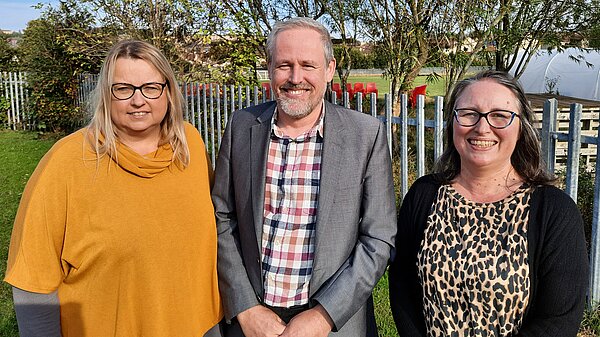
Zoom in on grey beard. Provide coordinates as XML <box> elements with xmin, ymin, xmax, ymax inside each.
<box><xmin>276</xmin><ymin>96</ymin><xmax>314</xmax><ymax>120</ymax></box>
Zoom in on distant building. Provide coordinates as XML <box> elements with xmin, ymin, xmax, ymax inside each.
<box><xmin>7</xmin><ymin>37</ymin><xmax>19</xmax><ymax>48</ymax></box>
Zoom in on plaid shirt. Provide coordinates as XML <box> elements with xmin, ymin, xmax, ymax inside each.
<box><xmin>261</xmin><ymin>107</ymin><xmax>324</xmax><ymax>307</ymax></box>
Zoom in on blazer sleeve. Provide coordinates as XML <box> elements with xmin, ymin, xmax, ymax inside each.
<box><xmin>212</xmin><ymin>115</ymin><xmax>261</xmax><ymax>320</ymax></box>
<box><xmin>388</xmin><ymin>177</ymin><xmax>436</xmax><ymax>336</ymax></box>
<box><xmin>311</xmin><ymin>120</ymin><xmax>397</xmax><ymax>330</ymax></box>
<box><xmin>515</xmin><ymin>187</ymin><xmax>589</xmax><ymax>336</ymax></box>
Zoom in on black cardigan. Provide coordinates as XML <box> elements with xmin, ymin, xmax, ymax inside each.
<box><xmin>389</xmin><ymin>174</ymin><xmax>589</xmax><ymax>337</ymax></box>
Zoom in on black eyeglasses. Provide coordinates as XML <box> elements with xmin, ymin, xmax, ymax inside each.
<box><xmin>111</xmin><ymin>82</ymin><xmax>167</xmax><ymax>100</ymax></box>
<box><xmin>453</xmin><ymin>108</ymin><xmax>520</xmax><ymax>129</ymax></box>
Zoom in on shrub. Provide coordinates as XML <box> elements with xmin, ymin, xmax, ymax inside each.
<box><xmin>0</xmin><ymin>97</ymin><xmax>9</xmax><ymax>129</ymax></box>
<box><xmin>574</xmin><ymin>161</ymin><xmax>596</xmax><ymax>252</ymax></box>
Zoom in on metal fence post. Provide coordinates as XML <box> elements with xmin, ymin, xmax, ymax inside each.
<box><xmin>216</xmin><ymin>85</ymin><xmax>222</xmax><ymax>148</ymax></box>
<box><xmin>400</xmin><ymin>94</ymin><xmax>408</xmax><ymax>198</ymax></box>
<box><xmin>385</xmin><ymin>93</ymin><xmax>392</xmax><ymax>159</ymax></box>
<box><xmin>370</xmin><ymin>93</ymin><xmax>377</xmax><ymax>118</ymax></box>
<box><xmin>565</xmin><ymin>103</ymin><xmax>582</xmax><ymax>201</ymax></box>
<box><xmin>541</xmin><ymin>98</ymin><xmax>558</xmax><ymax>173</ymax></box>
<box><xmin>433</xmin><ymin>96</ymin><xmax>444</xmax><ymax>161</ymax></box>
<box><xmin>245</xmin><ymin>86</ymin><xmax>250</xmax><ymax>108</ymax></box>
<box><xmin>202</xmin><ymin>85</ymin><xmax>209</xmax><ymax>151</ymax></box>
<box><xmin>590</xmin><ymin>127</ymin><xmax>600</xmax><ymax>305</ymax></box>
<box><xmin>416</xmin><ymin>94</ymin><xmax>425</xmax><ymax>178</ymax></box>
<box><xmin>209</xmin><ymin>84</ymin><xmax>216</xmax><ymax>165</ymax></box>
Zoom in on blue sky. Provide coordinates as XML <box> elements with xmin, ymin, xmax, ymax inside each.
<box><xmin>0</xmin><ymin>0</ymin><xmax>59</xmax><ymax>32</ymax></box>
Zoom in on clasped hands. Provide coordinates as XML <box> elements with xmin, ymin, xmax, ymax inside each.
<box><xmin>236</xmin><ymin>304</ymin><xmax>334</xmax><ymax>337</ymax></box>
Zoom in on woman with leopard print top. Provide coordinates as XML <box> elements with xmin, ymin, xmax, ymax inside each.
<box><xmin>389</xmin><ymin>70</ymin><xmax>589</xmax><ymax>337</ymax></box>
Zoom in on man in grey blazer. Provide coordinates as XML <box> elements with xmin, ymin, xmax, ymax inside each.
<box><xmin>212</xmin><ymin>17</ymin><xmax>396</xmax><ymax>337</ymax></box>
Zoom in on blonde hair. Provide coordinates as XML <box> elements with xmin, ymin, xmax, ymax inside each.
<box><xmin>87</xmin><ymin>39</ymin><xmax>190</xmax><ymax>167</ymax></box>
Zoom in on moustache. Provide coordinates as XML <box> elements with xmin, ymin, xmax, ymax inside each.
<box><xmin>280</xmin><ymin>84</ymin><xmax>312</xmax><ymax>90</ymax></box>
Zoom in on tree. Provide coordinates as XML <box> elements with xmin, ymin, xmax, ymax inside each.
<box><xmin>0</xmin><ymin>32</ymin><xmax>17</xmax><ymax>71</ymax></box>
<box><xmin>427</xmin><ymin>0</ymin><xmax>506</xmax><ymax>97</ymax></box>
<box><xmin>492</xmin><ymin>0</ymin><xmax>593</xmax><ymax>77</ymax></box>
<box><xmin>84</xmin><ymin>0</ymin><xmax>262</xmax><ymax>84</ymax></box>
<box><xmin>19</xmin><ymin>0</ymin><xmax>109</xmax><ymax>132</ymax></box>
<box><xmin>425</xmin><ymin>0</ymin><xmax>597</xmax><ymax>98</ymax></box>
<box><xmin>323</xmin><ymin>0</ymin><xmax>365</xmax><ymax>88</ymax></box>
<box><xmin>362</xmin><ymin>0</ymin><xmax>445</xmax><ymax>103</ymax></box>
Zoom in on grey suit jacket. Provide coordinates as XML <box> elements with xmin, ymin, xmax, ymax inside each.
<box><xmin>212</xmin><ymin>100</ymin><xmax>397</xmax><ymax>336</ymax></box>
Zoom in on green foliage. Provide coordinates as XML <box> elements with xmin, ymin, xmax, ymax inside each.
<box><xmin>333</xmin><ymin>46</ymin><xmax>381</xmax><ymax>70</ymax></box>
<box><xmin>0</xmin><ymin>97</ymin><xmax>9</xmax><ymax>129</ymax></box>
<box><xmin>0</xmin><ymin>33</ymin><xmax>17</xmax><ymax>72</ymax></box>
<box><xmin>585</xmin><ymin>24</ymin><xmax>600</xmax><ymax>49</ymax></box>
<box><xmin>373</xmin><ymin>272</ymin><xmax>396</xmax><ymax>336</ymax></box>
<box><xmin>205</xmin><ymin>33</ymin><xmax>263</xmax><ymax>86</ymax></box>
<box><xmin>575</xmin><ymin>161</ymin><xmax>595</xmax><ymax>252</ymax></box>
<box><xmin>19</xmin><ymin>1</ymin><xmax>107</xmax><ymax>133</ymax></box>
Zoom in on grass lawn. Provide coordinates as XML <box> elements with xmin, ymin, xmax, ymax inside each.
<box><xmin>0</xmin><ymin>131</ymin><xmax>56</xmax><ymax>336</ymax></box>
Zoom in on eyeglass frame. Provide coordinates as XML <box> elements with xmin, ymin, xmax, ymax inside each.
<box><xmin>111</xmin><ymin>82</ymin><xmax>168</xmax><ymax>100</ymax></box>
<box><xmin>453</xmin><ymin>108</ymin><xmax>520</xmax><ymax>129</ymax></box>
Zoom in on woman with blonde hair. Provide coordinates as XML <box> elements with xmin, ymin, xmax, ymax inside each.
<box><xmin>5</xmin><ymin>40</ymin><xmax>222</xmax><ymax>337</ymax></box>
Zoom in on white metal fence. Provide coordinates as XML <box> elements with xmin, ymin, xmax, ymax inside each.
<box><xmin>3</xmin><ymin>72</ymin><xmax>600</xmax><ymax>304</ymax></box>
<box><xmin>1</xmin><ymin>72</ymin><xmax>30</xmax><ymax>130</ymax></box>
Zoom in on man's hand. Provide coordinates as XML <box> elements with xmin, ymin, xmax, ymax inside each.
<box><xmin>237</xmin><ymin>305</ymin><xmax>286</xmax><ymax>337</ymax></box>
<box><xmin>280</xmin><ymin>305</ymin><xmax>334</xmax><ymax>337</ymax></box>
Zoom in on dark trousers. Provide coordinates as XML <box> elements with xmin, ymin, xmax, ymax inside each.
<box><xmin>265</xmin><ymin>303</ymin><xmax>310</xmax><ymax>323</ymax></box>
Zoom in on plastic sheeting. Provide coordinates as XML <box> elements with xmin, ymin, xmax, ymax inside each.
<box><xmin>509</xmin><ymin>48</ymin><xmax>600</xmax><ymax>101</ymax></box>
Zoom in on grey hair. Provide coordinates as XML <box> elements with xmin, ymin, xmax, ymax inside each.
<box><xmin>266</xmin><ymin>17</ymin><xmax>334</xmax><ymax>66</ymax></box>
<box><xmin>434</xmin><ymin>70</ymin><xmax>555</xmax><ymax>185</ymax></box>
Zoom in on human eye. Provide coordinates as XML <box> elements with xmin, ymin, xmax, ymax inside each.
<box><xmin>113</xmin><ymin>83</ymin><xmax>133</xmax><ymax>93</ymax></box>
<box><xmin>457</xmin><ymin>109</ymin><xmax>479</xmax><ymax>118</ymax></box>
<box><xmin>142</xmin><ymin>83</ymin><xmax>162</xmax><ymax>94</ymax></box>
<box><xmin>489</xmin><ymin>111</ymin><xmax>512</xmax><ymax>120</ymax></box>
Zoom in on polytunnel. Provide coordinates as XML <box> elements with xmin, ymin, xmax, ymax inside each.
<box><xmin>510</xmin><ymin>48</ymin><xmax>600</xmax><ymax>101</ymax></box>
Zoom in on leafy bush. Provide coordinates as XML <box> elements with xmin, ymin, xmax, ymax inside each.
<box><xmin>0</xmin><ymin>97</ymin><xmax>9</xmax><ymax>129</ymax></box>
<box><xmin>573</xmin><ymin>160</ymin><xmax>596</xmax><ymax>252</ymax></box>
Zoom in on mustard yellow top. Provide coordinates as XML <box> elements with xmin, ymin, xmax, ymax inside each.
<box><xmin>5</xmin><ymin>123</ymin><xmax>222</xmax><ymax>337</ymax></box>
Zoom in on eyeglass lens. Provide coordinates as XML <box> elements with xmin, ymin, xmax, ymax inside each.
<box><xmin>454</xmin><ymin>109</ymin><xmax>517</xmax><ymax>129</ymax></box>
<box><xmin>112</xmin><ymin>82</ymin><xmax>166</xmax><ymax>100</ymax></box>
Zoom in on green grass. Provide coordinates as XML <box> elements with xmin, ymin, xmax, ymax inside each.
<box><xmin>0</xmin><ymin>131</ymin><xmax>56</xmax><ymax>336</ymax></box>
<box><xmin>374</xmin><ymin>271</ymin><xmax>396</xmax><ymax>336</ymax></box>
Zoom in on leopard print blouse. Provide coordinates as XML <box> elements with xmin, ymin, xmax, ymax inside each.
<box><xmin>417</xmin><ymin>184</ymin><xmax>533</xmax><ymax>336</ymax></box>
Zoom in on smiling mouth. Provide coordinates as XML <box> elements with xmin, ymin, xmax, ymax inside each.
<box><xmin>468</xmin><ymin>139</ymin><xmax>497</xmax><ymax>147</ymax></box>
<box><xmin>127</xmin><ymin>111</ymin><xmax>149</xmax><ymax>116</ymax></box>
<box><xmin>285</xmin><ymin>89</ymin><xmax>307</xmax><ymax>95</ymax></box>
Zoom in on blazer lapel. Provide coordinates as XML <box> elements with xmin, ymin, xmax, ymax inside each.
<box><xmin>311</xmin><ymin>102</ymin><xmax>345</xmax><ymax>290</ymax></box>
<box><xmin>250</xmin><ymin>107</ymin><xmax>275</xmax><ymax>250</ymax></box>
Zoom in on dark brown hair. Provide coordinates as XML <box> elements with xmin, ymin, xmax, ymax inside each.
<box><xmin>433</xmin><ymin>70</ymin><xmax>555</xmax><ymax>185</ymax></box>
